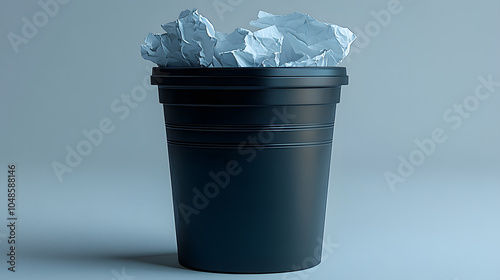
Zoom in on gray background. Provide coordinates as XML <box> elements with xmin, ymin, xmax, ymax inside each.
<box><xmin>1</xmin><ymin>0</ymin><xmax>499</xmax><ymax>279</ymax></box>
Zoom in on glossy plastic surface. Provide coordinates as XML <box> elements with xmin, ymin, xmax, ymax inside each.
<box><xmin>152</xmin><ymin>67</ymin><xmax>348</xmax><ymax>273</ymax></box>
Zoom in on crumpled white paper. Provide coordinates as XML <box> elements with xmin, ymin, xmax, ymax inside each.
<box><xmin>141</xmin><ymin>9</ymin><xmax>216</xmax><ymax>67</ymax></box>
<box><xmin>141</xmin><ymin>9</ymin><xmax>356</xmax><ymax>67</ymax></box>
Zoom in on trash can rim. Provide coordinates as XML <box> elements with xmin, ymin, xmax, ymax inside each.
<box><xmin>152</xmin><ymin>66</ymin><xmax>348</xmax><ymax>78</ymax></box>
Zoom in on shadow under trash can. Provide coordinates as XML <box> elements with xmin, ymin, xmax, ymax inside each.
<box><xmin>151</xmin><ymin>67</ymin><xmax>349</xmax><ymax>273</ymax></box>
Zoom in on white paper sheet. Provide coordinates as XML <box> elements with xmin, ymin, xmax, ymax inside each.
<box><xmin>141</xmin><ymin>9</ymin><xmax>356</xmax><ymax>67</ymax></box>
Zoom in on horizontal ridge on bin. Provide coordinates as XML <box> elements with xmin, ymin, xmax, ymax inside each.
<box><xmin>160</xmin><ymin>103</ymin><xmax>340</xmax><ymax>107</ymax></box>
<box><xmin>152</xmin><ymin>67</ymin><xmax>348</xmax><ymax>77</ymax></box>
<box><xmin>164</xmin><ymin>122</ymin><xmax>334</xmax><ymax>131</ymax></box>
<box><xmin>166</xmin><ymin>139</ymin><xmax>333</xmax><ymax>148</ymax></box>
<box><xmin>151</xmin><ymin>76</ymin><xmax>348</xmax><ymax>88</ymax></box>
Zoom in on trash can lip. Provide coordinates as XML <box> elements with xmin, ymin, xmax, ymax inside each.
<box><xmin>152</xmin><ymin>66</ymin><xmax>347</xmax><ymax>78</ymax></box>
<box><xmin>151</xmin><ymin>76</ymin><xmax>348</xmax><ymax>88</ymax></box>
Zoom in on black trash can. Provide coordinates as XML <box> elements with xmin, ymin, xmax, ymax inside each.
<box><xmin>151</xmin><ymin>67</ymin><xmax>349</xmax><ymax>273</ymax></box>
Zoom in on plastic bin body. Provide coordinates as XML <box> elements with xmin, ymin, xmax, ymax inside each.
<box><xmin>151</xmin><ymin>67</ymin><xmax>348</xmax><ymax>273</ymax></box>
